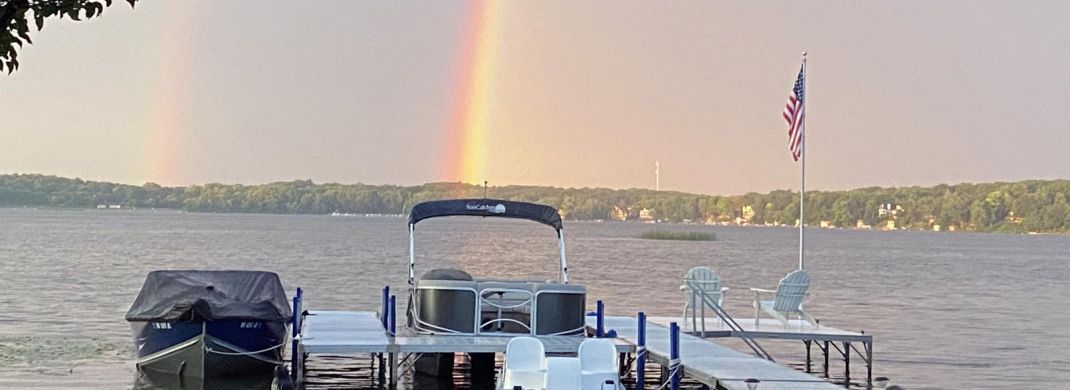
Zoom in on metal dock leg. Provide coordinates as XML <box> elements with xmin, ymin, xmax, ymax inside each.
<box><xmin>865</xmin><ymin>340</ymin><xmax>873</xmax><ymax>389</ymax></box>
<box><xmin>843</xmin><ymin>341</ymin><xmax>851</xmax><ymax>388</ymax></box>
<box><xmin>388</xmin><ymin>353</ymin><xmax>398</xmax><ymax>389</ymax></box>
<box><xmin>822</xmin><ymin>340</ymin><xmax>830</xmax><ymax>378</ymax></box>
<box><xmin>804</xmin><ymin>340</ymin><xmax>812</xmax><ymax>373</ymax></box>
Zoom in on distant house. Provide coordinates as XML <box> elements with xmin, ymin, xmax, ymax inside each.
<box><xmin>932</xmin><ymin>224</ymin><xmax>942</xmax><ymax>232</ymax></box>
<box><xmin>856</xmin><ymin>219</ymin><xmax>872</xmax><ymax>230</ymax></box>
<box><xmin>820</xmin><ymin>220</ymin><xmax>834</xmax><ymax>228</ymax></box>
<box><xmin>612</xmin><ymin>206</ymin><xmax>628</xmax><ymax>221</ymax></box>
<box><xmin>741</xmin><ymin>205</ymin><xmax>756</xmax><ymax>223</ymax></box>
<box><xmin>638</xmin><ymin>208</ymin><xmax>656</xmax><ymax>222</ymax></box>
<box><xmin>878</xmin><ymin>203</ymin><xmax>904</xmax><ymax>218</ymax></box>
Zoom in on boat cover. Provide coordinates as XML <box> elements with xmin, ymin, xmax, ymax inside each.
<box><xmin>408</xmin><ymin>199</ymin><xmax>563</xmax><ymax>231</ymax></box>
<box><xmin>125</xmin><ymin>270</ymin><xmax>291</xmax><ymax>322</ymax></box>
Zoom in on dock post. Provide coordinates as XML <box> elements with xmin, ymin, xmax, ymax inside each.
<box><xmin>381</xmin><ymin>286</ymin><xmax>390</xmax><ymax>329</ymax></box>
<box><xmin>290</xmin><ymin>287</ymin><xmax>302</xmax><ymax>381</ymax></box>
<box><xmin>843</xmin><ymin>341</ymin><xmax>851</xmax><ymax>388</ymax></box>
<box><xmin>389</xmin><ymin>295</ymin><xmax>397</xmax><ymax>336</ymax></box>
<box><xmin>669</xmin><ymin>322</ymin><xmax>680</xmax><ymax>390</ymax></box>
<box><xmin>669</xmin><ymin>322</ymin><xmax>681</xmax><ymax>390</ymax></box>
<box><xmin>389</xmin><ymin>294</ymin><xmax>398</xmax><ymax>388</ymax></box>
<box><xmin>596</xmin><ymin>300</ymin><xmax>605</xmax><ymax>337</ymax></box>
<box><xmin>637</xmin><ymin>312</ymin><xmax>647</xmax><ymax>389</ymax></box>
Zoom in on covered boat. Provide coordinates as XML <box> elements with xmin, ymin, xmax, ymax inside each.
<box><xmin>126</xmin><ymin>270</ymin><xmax>291</xmax><ymax>377</ymax></box>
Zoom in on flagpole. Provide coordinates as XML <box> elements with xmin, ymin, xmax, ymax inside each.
<box><xmin>799</xmin><ymin>52</ymin><xmax>807</xmax><ymax>271</ymax></box>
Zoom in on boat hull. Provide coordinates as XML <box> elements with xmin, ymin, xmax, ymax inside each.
<box><xmin>130</xmin><ymin>319</ymin><xmax>287</xmax><ymax>377</ymax></box>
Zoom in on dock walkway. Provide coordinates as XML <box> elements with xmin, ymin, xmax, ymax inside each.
<box><xmin>592</xmin><ymin>316</ymin><xmax>843</xmax><ymax>390</ymax></box>
<box><xmin>648</xmin><ymin>315</ymin><xmax>873</xmax><ymax>386</ymax></box>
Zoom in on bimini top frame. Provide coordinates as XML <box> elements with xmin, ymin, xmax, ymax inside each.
<box><xmin>407</xmin><ymin>198</ymin><xmax>569</xmax><ymax>285</ymax></box>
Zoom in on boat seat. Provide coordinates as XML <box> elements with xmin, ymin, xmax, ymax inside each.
<box><xmin>579</xmin><ymin>338</ymin><xmax>621</xmax><ymax>390</ymax></box>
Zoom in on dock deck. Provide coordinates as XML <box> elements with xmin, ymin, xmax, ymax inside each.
<box><xmin>650</xmin><ymin>315</ymin><xmax>872</xmax><ymax>342</ymax></box>
<box><xmin>300</xmin><ymin>310</ymin><xmax>633</xmax><ymax>354</ymax></box>
<box><xmin>591</xmin><ymin>316</ymin><xmax>844</xmax><ymax>390</ymax></box>
<box><xmin>297</xmin><ymin>310</ymin><xmax>865</xmax><ymax>389</ymax></box>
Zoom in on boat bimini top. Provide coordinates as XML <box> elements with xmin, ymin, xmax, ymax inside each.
<box><xmin>407</xmin><ymin>198</ymin><xmax>570</xmax><ymax>285</ymax></box>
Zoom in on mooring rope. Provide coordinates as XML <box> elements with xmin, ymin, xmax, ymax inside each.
<box><xmin>654</xmin><ymin>358</ymin><xmax>682</xmax><ymax>390</ymax></box>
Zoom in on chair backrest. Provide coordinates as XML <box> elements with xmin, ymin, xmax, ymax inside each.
<box><xmin>505</xmin><ymin>336</ymin><xmax>546</xmax><ymax>370</ymax></box>
<box><xmin>772</xmin><ymin>270</ymin><xmax>810</xmax><ymax>313</ymax></box>
<box><xmin>545</xmin><ymin>357</ymin><xmax>582</xmax><ymax>390</ymax></box>
<box><xmin>579</xmin><ymin>338</ymin><xmax>617</xmax><ymax>372</ymax></box>
<box><xmin>579</xmin><ymin>338</ymin><xmax>619</xmax><ymax>389</ymax></box>
<box><xmin>684</xmin><ymin>266</ymin><xmax>721</xmax><ymax>296</ymax></box>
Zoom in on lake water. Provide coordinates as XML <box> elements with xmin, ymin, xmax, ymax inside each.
<box><xmin>1</xmin><ymin>208</ymin><xmax>1068</xmax><ymax>389</ymax></box>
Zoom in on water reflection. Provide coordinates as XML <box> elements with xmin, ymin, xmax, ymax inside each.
<box><xmin>132</xmin><ymin>371</ymin><xmax>277</xmax><ymax>390</ymax></box>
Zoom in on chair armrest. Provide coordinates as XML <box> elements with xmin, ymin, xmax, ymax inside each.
<box><xmin>720</xmin><ymin>287</ymin><xmax>730</xmax><ymax>292</ymax></box>
<box><xmin>749</xmin><ymin>288</ymin><xmax>776</xmax><ymax>294</ymax></box>
<box><xmin>679</xmin><ymin>285</ymin><xmax>687</xmax><ymax>291</ymax></box>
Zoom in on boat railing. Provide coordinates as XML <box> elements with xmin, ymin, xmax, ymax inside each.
<box><xmin>409</xmin><ymin>282</ymin><xmax>585</xmax><ymax>336</ymax></box>
<box><xmin>685</xmin><ymin>280</ymin><xmax>774</xmax><ymax>361</ymax></box>
<box><xmin>479</xmin><ymin>287</ymin><xmax>534</xmax><ymax>333</ymax></box>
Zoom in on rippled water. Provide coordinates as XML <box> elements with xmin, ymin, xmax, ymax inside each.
<box><xmin>1</xmin><ymin>208</ymin><xmax>1068</xmax><ymax>389</ymax></box>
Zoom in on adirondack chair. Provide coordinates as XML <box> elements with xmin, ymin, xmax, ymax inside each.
<box><xmin>750</xmin><ymin>270</ymin><xmax>818</xmax><ymax>328</ymax></box>
<box><xmin>680</xmin><ymin>266</ymin><xmax>729</xmax><ymax>326</ymax></box>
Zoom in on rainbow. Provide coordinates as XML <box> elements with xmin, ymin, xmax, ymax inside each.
<box><xmin>442</xmin><ymin>0</ymin><xmax>502</xmax><ymax>184</ymax></box>
<box><xmin>143</xmin><ymin>3</ymin><xmax>193</xmax><ymax>186</ymax></box>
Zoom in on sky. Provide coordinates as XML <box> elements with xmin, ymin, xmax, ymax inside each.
<box><xmin>1</xmin><ymin>1</ymin><xmax>1068</xmax><ymax>195</ymax></box>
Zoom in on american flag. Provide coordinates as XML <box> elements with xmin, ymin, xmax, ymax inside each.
<box><xmin>783</xmin><ymin>63</ymin><xmax>806</xmax><ymax>161</ymax></box>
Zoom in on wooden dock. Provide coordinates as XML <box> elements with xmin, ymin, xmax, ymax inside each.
<box><xmin>591</xmin><ymin>316</ymin><xmax>844</xmax><ymax>390</ymax></box>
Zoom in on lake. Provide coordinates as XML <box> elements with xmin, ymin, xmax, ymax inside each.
<box><xmin>1</xmin><ymin>208</ymin><xmax>1068</xmax><ymax>389</ymax></box>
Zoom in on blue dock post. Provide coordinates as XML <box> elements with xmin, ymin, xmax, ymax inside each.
<box><xmin>637</xmin><ymin>312</ymin><xmax>647</xmax><ymax>389</ymax></box>
<box><xmin>290</xmin><ymin>287</ymin><xmax>303</xmax><ymax>380</ymax></box>
<box><xmin>381</xmin><ymin>286</ymin><xmax>390</xmax><ymax>329</ymax></box>
<box><xmin>389</xmin><ymin>295</ymin><xmax>397</xmax><ymax>336</ymax></box>
<box><xmin>596</xmin><ymin>300</ymin><xmax>604</xmax><ymax>337</ymax></box>
<box><xmin>669</xmin><ymin>321</ymin><xmax>680</xmax><ymax>390</ymax></box>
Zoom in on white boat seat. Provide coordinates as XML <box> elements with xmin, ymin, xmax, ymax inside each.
<box><xmin>545</xmin><ymin>356</ymin><xmax>582</xmax><ymax>390</ymax></box>
<box><xmin>579</xmin><ymin>338</ymin><xmax>620</xmax><ymax>390</ymax></box>
<box><xmin>502</xmin><ymin>337</ymin><xmax>546</xmax><ymax>390</ymax></box>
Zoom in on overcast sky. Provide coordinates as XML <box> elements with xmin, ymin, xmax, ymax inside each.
<box><xmin>2</xmin><ymin>1</ymin><xmax>1068</xmax><ymax>195</ymax></box>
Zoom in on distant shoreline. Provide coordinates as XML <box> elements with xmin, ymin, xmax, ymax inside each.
<box><xmin>2</xmin><ymin>173</ymin><xmax>1069</xmax><ymax>236</ymax></box>
<box><xmin>4</xmin><ymin>204</ymin><xmax>1067</xmax><ymax>237</ymax></box>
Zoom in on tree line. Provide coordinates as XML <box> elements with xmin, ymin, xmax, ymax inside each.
<box><xmin>2</xmin><ymin>174</ymin><xmax>1069</xmax><ymax>234</ymax></box>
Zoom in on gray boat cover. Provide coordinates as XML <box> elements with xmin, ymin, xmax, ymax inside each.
<box><xmin>125</xmin><ymin>270</ymin><xmax>291</xmax><ymax>322</ymax></box>
<box><xmin>408</xmin><ymin>199</ymin><xmax>563</xmax><ymax>231</ymax></box>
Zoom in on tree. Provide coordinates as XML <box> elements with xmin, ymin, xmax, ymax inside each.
<box><xmin>1</xmin><ymin>0</ymin><xmax>136</xmax><ymax>74</ymax></box>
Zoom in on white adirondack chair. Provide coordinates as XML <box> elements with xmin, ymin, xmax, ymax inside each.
<box><xmin>750</xmin><ymin>270</ymin><xmax>818</xmax><ymax>328</ymax></box>
<box><xmin>680</xmin><ymin>266</ymin><xmax>729</xmax><ymax>326</ymax></box>
<box><xmin>578</xmin><ymin>338</ymin><xmax>621</xmax><ymax>390</ymax></box>
<box><xmin>501</xmin><ymin>337</ymin><xmax>547</xmax><ymax>390</ymax></box>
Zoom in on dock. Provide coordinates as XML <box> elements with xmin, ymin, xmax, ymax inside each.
<box><xmin>648</xmin><ymin>315</ymin><xmax>874</xmax><ymax>387</ymax></box>
<box><xmin>592</xmin><ymin>316</ymin><xmax>844</xmax><ymax>390</ymax></box>
<box><xmin>295</xmin><ymin>310</ymin><xmax>634</xmax><ymax>387</ymax></box>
